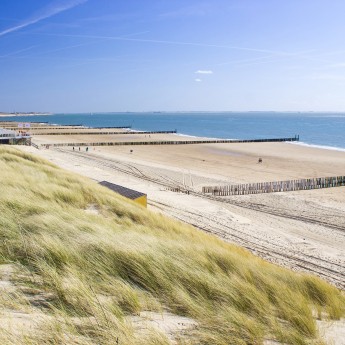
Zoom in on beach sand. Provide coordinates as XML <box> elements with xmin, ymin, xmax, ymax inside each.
<box><xmin>16</xmin><ymin>131</ymin><xmax>345</xmax><ymax>289</ymax></box>
<box><xmin>13</xmin><ymin>130</ymin><xmax>345</xmax><ymax>344</ymax></box>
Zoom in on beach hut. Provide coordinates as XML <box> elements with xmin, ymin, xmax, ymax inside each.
<box><xmin>0</xmin><ymin>127</ymin><xmax>31</xmax><ymax>145</ymax></box>
<box><xmin>99</xmin><ymin>181</ymin><xmax>147</xmax><ymax>207</ymax></box>
<box><xmin>0</xmin><ymin>128</ymin><xmax>16</xmax><ymax>144</ymax></box>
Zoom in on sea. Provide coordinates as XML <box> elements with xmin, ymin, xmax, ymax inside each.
<box><xmin>3</xmin><ymin>112</ymin><xmax>345</xmax><ymax>151</ymax></box>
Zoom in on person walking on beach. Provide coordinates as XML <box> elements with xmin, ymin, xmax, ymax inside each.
<box><xmin>86</xmin><ymin>147</ymin><xmax>88</xmax><ymax>152</ymax></box>
<box><xmin>79</xmin><ymin>147</ymin><xmax>80</xmax><ymax>151</ymax></box>
<box><xmin>73</xmin><ymin>146</ymin><xmax>75</xmax><ymax>151</ymax></box>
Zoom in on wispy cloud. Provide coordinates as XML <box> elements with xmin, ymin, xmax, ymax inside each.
<box><xmin>160</xmin><ymin>3</ymin><xmax>214</xmax><ymax>18</ymax></box>
<box><xmin>28</xmin><ymin>32</ymin><xmax>296</xmax><ymax>56</ymax></box>
<box><xmin>78</xmin><ymin>13</ymin><xmax>139</xmax><ymax>23</ymax></box>
<box><xmin>216</xmin><ymin>55</ymin><xmax>274</xmax><ymax>67</ymax></box>
<box><xmin>0</xmin><ymin>0</ymin><xmax>87</xmax><ymax>37</ymax></box>
<box><xmin>0</xmin><ymin>45</ymin><xmax>37</xmax><ymax>58</ymax></box>
<box><xmin>21</xmin><ymin>31</ymin><xmax>149</xmax><ymax>58</ymax></box>
<box><xmin>195</xmin><ymin>70</ymin><xmax>213</xmax><ymax>74</ymax></box>
<box><xmin>195</xmin><ymin>78</ymin><xmax>202</xmax><ymax>82</ymax></box>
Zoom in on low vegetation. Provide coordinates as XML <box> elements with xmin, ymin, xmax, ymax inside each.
<box><xmin>0</xmin><ymin>146</ymin><xmax>344</xmax><ymax>344</ymax></box>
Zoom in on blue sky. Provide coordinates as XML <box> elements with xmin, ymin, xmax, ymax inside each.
<box><xmin>1</xmin><ymin>0</ymin><xmax>345</xmax><ymax>112</ymax></box>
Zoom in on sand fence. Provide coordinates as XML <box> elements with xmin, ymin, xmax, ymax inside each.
<box><xmin>202</xmin><ymin>176</ymin><xmax>345</xmax><ymax>196</ymax></box>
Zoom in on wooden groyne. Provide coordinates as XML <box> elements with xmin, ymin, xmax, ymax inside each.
<box><xmin>32</xmin><ymin>130</ymin><xmax>177</xmax><ymax>136</ymax></box>
<box><xmin>0</xmin><ymin>123</ymin><xmax>81</xmax><ymax>127</ymax></box>
<box><xmin>0</xmin><ymin>125</ymin><xmax>131</xmax><ymax>130</ymax></box>
<box><xmin>202</xmin><ymin>176</ymin><xmax>345</xmax><ymax>196</ymax></box>
<box><xmin>3</xmin><ymin>125</ymin><xmax>86</xmax><ymax>130</ymax></box>
<box><xmin>44</xmin><ymin>136</ymin><xmax>299</xmax><ymax>148</ymax></box>
<box><xmin>0</xmin><ymin>121</ymin><xmax>49</xmax><ymax>124</ymax></box>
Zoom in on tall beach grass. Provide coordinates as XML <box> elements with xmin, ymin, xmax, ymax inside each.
<box><xmin>0</xmin><ymin>146</ymin><xmax>344</xmax><ymax>344</ymax></box>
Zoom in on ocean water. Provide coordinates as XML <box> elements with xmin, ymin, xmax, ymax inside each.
<box><xmin>3</xmin><ymin>112</ymin><xmax>345</xmax><ymax>150</ymax></box>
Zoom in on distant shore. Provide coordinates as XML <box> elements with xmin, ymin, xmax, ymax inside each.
<box><xmin>0</xmin><ymin>113</ymin><xmax>51</xmax><ymax>117</ymax></box>
<box><xmin>2</xmin><ymin>111</ymin><xmax>344</xmax><ymax>150</ymax></box>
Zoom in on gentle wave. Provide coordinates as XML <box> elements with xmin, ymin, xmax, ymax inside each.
<box><xmin>174</xmin><ymin>133</ymin><xmax>236</xmax><ymax>141</ymax></box>
<box><xmin>4</xmin><ymin>112</ymin><xmax>344</xmax><ymax>149</ymax></box>
<box><xmin>287</xmin><ymin>141</ymin><xmax>345</xmax><ymax>152</ymax></box>
<box><xmin>177</xmin><ymin>133</ymin><xmax>345</xmax><ymax>152</ymax></box>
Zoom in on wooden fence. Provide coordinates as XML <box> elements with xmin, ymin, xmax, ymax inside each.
<box><xmin>30</xmin><ymin>142</ymin><xmax>39</xmax><ymax>149</ymax></box>
<box><xmin>44</xmin><ymin>136</ymin><xmax>299</xmax><ymax>148</ymax></box>
<box><xmin>202</xmin><ymin>176</ymin><xmax>345</xmax><ymax>196</ymax></box>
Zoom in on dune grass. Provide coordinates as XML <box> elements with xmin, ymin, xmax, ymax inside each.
<box><xmin>0</xmin><ymin>146</ymin><xmax>344</xmax><ymax>344</ymax></box>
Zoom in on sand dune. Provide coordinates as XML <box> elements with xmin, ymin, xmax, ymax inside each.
<box><xmin>17</xmin><ymin>131</ymin><xmax>345</xmax><ymax>290</ymax></box>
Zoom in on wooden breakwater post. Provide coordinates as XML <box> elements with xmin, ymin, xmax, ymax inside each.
<box><xmin>44</xmin><ymin>136</ymin><xmax>299</xmax><ymax>148</ymax></box>
<box><xmin>1</xmin><ymin>125</ymin><xmax>85</xmax><ymax>130</ymax></box>
<box><xmin>32</xmin><ymin>130</ymin><xmax>177</xmax><ymax>136</ymax></box>
<box><xmin>1</xmin><ymin>125</ymin><xmax>132</xmax><ymax>130</ymax></box>
<box><xmin>202</xmin><ymin>176</ymin><xmax>345</xmax><ymax>196</ymax></box>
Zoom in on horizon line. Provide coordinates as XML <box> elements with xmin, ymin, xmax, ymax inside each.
<box><xmin>2</xmin><ymin>110</ymin><xmax>345</xmax><ymax>115</ymax></box>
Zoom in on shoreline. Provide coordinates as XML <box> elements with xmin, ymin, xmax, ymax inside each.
<box><xmin>1</xmin><ymin>118</ymin><xmax>344</xmax><ymax>152</ymax></box>
<box><xmin>175</xmin><ymin>133</ymin><xmax>345</xmax><ymax>152</ymax></box>
<box><xmin>1</xmin><ymin>112</ymin><xmax>344</xmax><ymax>151</ymax></box>
<box><xmin>178</xmin><ymin>135</ymin><xmax>345</xmax><ymax>153</ymax></box>
<box><xmin>287</xmin><ymin>140</ymin><xmax>345</xmax><ymax>152</ymax></box>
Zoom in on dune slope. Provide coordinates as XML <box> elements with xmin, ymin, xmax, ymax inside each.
<box><xmin>0</xmin><ymin>146</ymin><xmax>344</xmax><ymax>345</ymax></box>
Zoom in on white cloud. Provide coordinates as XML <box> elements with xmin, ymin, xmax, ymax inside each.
<box><xmin>0</xmin><ymin>0</ymin><xmax>87</xmax><ymax>37</ymax></box>
<box><xmin>195</xmin><ymin>78</ymin><xmax>202</xmax><ymax>82</ymax></box>
<box><xmin>195</xmin><ymin>70</ymin><xmax>213</xmax><ymax>74</ymax></box>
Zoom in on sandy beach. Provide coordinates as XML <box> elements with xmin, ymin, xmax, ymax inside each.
<box><xmin>14</xmin><ymin>129</ymin><xmax>345</xmax><ymax>294</ymax></box>
<box><xmin>0</xmin><ymin>126</ymin><xmax>342</xmax><ymax>344</ymax></box>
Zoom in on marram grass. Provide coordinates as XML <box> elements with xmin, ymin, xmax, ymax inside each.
<box><xmin>0</xmin><ymin>146</ymin><xmax>344</xmax><ymax>344</ymax></box>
